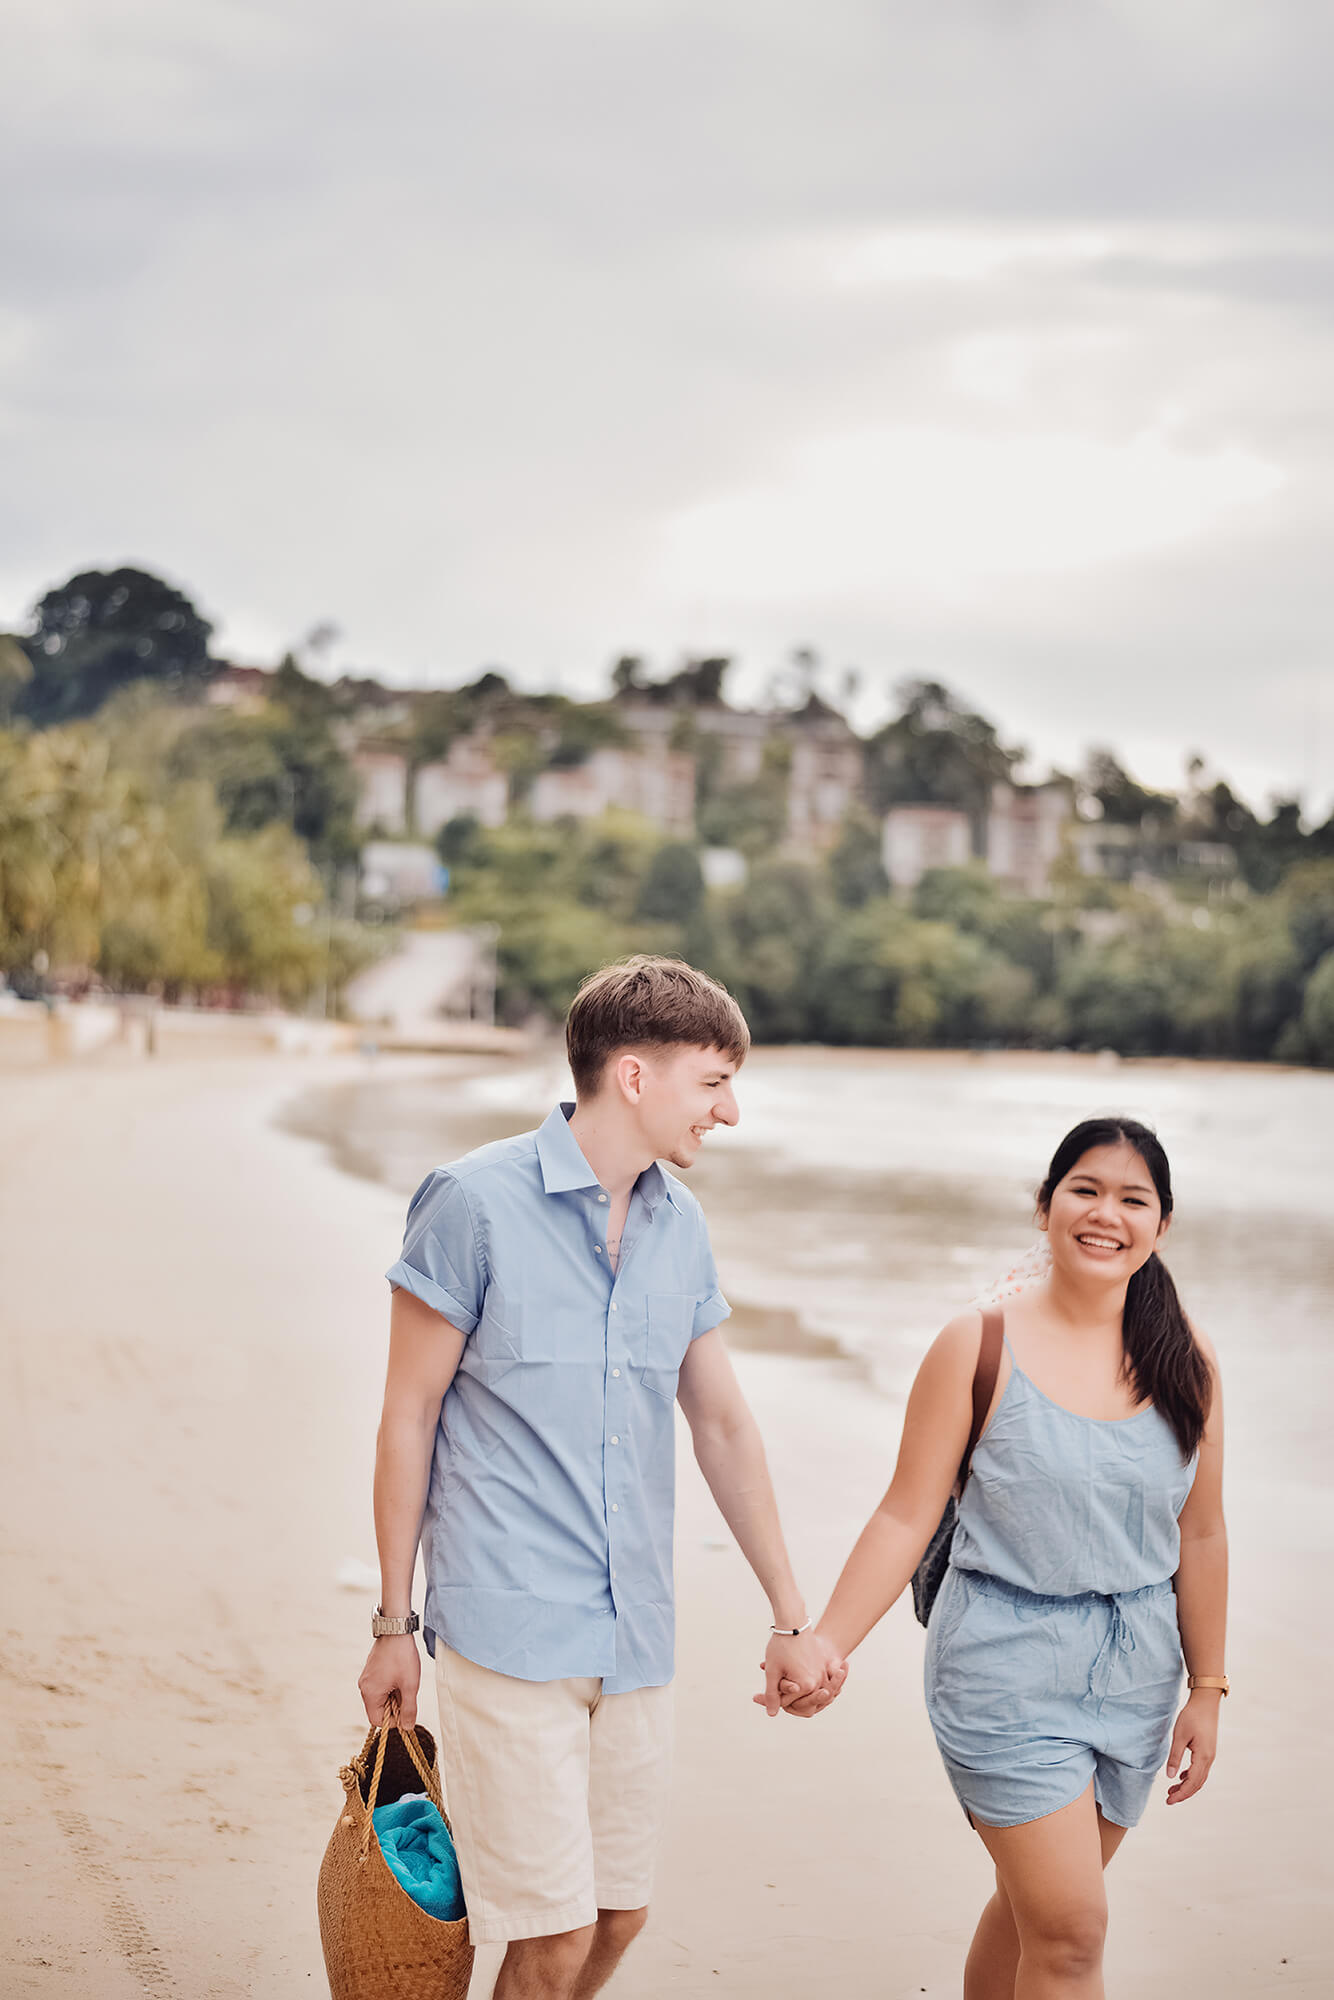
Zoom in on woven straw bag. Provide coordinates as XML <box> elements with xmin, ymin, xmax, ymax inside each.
<box><xmin>317</xmin><ymin>1709</ymin><xmax>474</xmax><ymax>2000</ymax></box>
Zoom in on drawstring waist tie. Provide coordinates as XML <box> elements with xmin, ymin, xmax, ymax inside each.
<box><xmin>950</xmin><ymin>1567</ymin><xmax>1172</xmax><ymax>1701</ymax></box>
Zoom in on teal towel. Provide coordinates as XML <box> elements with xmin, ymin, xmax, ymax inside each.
<box><xmin>371</xmin><ymin>1796</ymin><xmax>466</xmax><ymax>1922</ymax></box>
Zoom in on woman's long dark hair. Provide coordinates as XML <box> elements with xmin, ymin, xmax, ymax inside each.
<box><xmin>1037</xmin><ymin>1117</ymin><xmax>1211</xmax><ymax>1459</ymax></box>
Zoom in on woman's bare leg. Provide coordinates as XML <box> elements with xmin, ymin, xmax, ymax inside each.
<box><xmin>968</xmin><ymin>1785</ymin><xmax>1118</xmax><ymax>1999</ymax></box>
<box><xmin>964</xmin><ymin>1806</ymin><xmax>1128</xmax><ymax>2000</ymax></box>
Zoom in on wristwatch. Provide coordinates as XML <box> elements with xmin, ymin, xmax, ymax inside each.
<box><xmin>1187</xmin><ymin>1673</ymin><xmax>1229</xmax><ymax>1696</ymax></box>
<box><xmin>371</xmin><ymin>1606</ymin><xmax>420</xmax><ymax>1638</ymax></box>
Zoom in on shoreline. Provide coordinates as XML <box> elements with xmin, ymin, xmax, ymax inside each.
<box><xmin>0</xmin><ymin>1049</ymin><xmax>1326</xmax><ymax>1996</ymax></box>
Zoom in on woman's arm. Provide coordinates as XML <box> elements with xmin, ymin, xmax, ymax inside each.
<box><xmin>1166</xmin><ymin>1334</ymin><xmax>1227</xmax><ymax>1804</ymax></box>
<box><xmin>817</xmin><ymin>1312</ymin><xmax>985</xmax><ymax>1662</ymax></box>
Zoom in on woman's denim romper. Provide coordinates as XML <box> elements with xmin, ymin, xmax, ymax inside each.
<box><xmin>925</xmin><ymin>1337</ymin><xmax>1196</xmax><ymax>1829</ymax></box>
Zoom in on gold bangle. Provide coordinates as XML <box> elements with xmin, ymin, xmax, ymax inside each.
<box><xmin>1188</xmin><ymin>1673</ymin><xmax>1229</xmax><ymax>1696</ymax></box>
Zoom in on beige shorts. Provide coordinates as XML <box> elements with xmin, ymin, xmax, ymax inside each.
<box><xmin>432</xmin><ymin>1643</ymin><xmax>674</xmax><ymax>1945</ymax></box>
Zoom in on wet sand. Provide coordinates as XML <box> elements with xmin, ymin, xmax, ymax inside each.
<box><xmin>0</xmin><ymin>1053</ymin><xmax>1326</xmax><ymax>1996</ymax></box>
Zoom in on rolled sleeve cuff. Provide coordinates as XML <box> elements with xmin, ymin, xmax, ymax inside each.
<box><xmin>385</xmin><ymin>1259</ymin><xmax>480</xmax><ymax>1334</ymax></box>
<box><xmin>692</xmin><ymin>1290</ymin><xmax>731</xmax><ymax>1340</ymax></box>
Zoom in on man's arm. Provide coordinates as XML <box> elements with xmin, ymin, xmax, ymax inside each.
<box><xmin>357</xmin><ymin>1287</ymin><xmax>467</xmax><ymax>1728</ymax></box>
<box><xmin>675</xmin><ymin>1327</ymin><xmax>845</xmax><ymax>1715</ymax></box>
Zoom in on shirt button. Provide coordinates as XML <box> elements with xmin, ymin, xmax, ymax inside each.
<box><xmin>610</xmin><ymin>1302</ymin><xmax>618</xmax><ymax>1312</ymax></box>
<box><xmin>594</xmin><ymin>1246</ymin><xmax>602</xmax><ymax>1255</ymax></box>
<box><xmin>610</xmin><ymin>1435</ymin><xmax>620</xmax><ymax>1445</ymax></box>
<box><xmin>597</xmin><ymin>1194</ymin><xmax>607</xmax><ymax>1203</ymax></box>
<box><xmin>612</xmin><ymin>1368</ymin><xmax>621</xmax><ymax>1378</ymax></box>
<box><xmin>611</xmin><ymin>1503</ymin><xmax>619</xmax><ymax>1513</ymax></box>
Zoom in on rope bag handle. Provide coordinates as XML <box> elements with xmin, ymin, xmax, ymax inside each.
<box><xmin>346</xmin><ymin>1698</ymin><xmax>445</xmax><ymax>1862</ymax></box>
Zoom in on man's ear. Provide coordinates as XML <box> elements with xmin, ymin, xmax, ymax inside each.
<box><xmin>614</xmin><ymin>1051</ymin><xmax>646</xmax><ymax>1102</ymax></box>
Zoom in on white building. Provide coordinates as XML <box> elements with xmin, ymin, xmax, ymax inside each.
<box><xmin>785</xmin><ymin>702</ymin><xmax>865</xmax><ymax>849</ymax></box>
<box><xmin>987</xmin><ymin>782</ymin><xmax>1071</xmax><ymax>898</ymax></box>
<box><xmin>882</xmin><ymin>805</ymin><xmax>972</xmax><ymax>890</ymax></box>
<box><xmin>359</xmin><ymin>841</ymin><xmax>444</xmax><ymax>904</ymax></box>
<box><xmin>352</xmin><ymin>748</ymin><xmax>410</xmax><ymax>833</ymax></box>
<box><xmin>528</xmin><ymin>747</ymin><xmax>695</xmax><ymax>834</ymax></box>
<box><xmin>413</xmin><ymin>737</ymin><xmax>508</xmax><ymax>836</ymax></box>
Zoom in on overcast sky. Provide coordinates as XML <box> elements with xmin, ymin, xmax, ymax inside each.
<box><xmin>3</xmin><ymin>1</ymin><xmax>1332</xmax><ymax>812</ymax></box>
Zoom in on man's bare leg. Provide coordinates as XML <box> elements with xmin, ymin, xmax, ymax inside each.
<box><xmin>495</xmin><ymin>1924</ymin><xmax>596</xmax><ymax>2000</ymax></box>
<box><xmin>572</xmin><ymin>1908</ymin><xmax>648</xmax><ymax>1998</ymax></box>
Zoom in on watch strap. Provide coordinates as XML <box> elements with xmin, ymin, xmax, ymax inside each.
<box><xmin>371</xmin><ymin>1606</ymin><xmax>420</xmax><ymax>1638</ymax></box>
<box><xmin>1187</xmin><ymin>1673</ymin><xmax>1229</xmax><ymax>1695</ymax></box>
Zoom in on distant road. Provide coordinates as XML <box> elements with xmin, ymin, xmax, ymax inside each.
<box><xmin>345</xmin><ymin>927</ymin><xmax>495</xmax><ymax>1033</ymax></box>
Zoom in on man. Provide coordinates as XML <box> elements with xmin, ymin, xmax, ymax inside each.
<box><xmin>359</xmin><ymin>955</ymin><xmax>844</xmax><ymax>1999</ymax></box>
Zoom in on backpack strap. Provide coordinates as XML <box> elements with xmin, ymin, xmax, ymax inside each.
<box><xmin>957</xmin><ymin>1307</ymin><xmax>1004</xmax><ymax>1490</ymax></box>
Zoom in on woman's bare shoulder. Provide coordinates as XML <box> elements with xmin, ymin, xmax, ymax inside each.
<box><xmin>921</xmin><ymin>1309</ymin><xmax>988</xmax><ymax>1376</ymax></box>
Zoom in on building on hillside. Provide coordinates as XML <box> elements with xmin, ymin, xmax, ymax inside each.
<box><xmin>413</xmin><ymin>736</ymin><xmax>508</xmax><ymax>836</ymax></box>
<box><xmin>1175</xmin><ymin>840</ymin><xmax>1239</xmax><ymax>880</ymax></box>
<box><xmin>352</xmin><ymin>747</ymin><xmax>410</xmax><ymax>833</ymax></box>
<box><xmin>359</xmin><ymin>841</ymin><xmax>445</xmax><ymax>906</ymax></box>
<box><xmin>785</xmin><ymin>698</ymin><xmax>865</xmax><ymax>848</ymax></box>
<box><xmin>329</xmin><ymin>676</ymin><xmax>416</xmax><ymax>730</ymax></box>
<box><xmin>205</xmin><ymin>664</ymin><xmax>272</xmax><ymax>713</ymax></box>
<box><xmin>882</xmin><ymin>805</ymin><xmax>972</xmax><ymax>890</ymax></box>
<box><xmin>1068</xmin><ymin>819</ymin><xmax>1138</xmax><ymax>881</ymax></box>
<box><xmin>700</xmin><ymin>846</ymin><xmax>748</xmax><ymax>890</ymax></box>
<box><xmin>617</xmin><ymin>695</ymin><xmax>862</xmax><ymax>846</ymax></box>
<box><xmin>528</xmin><ymin>746</ymin><xmax>695</xmax><ymax>833</ymax></box>
<box><xmin>617</xmin><ymin>700</ymin><xmax>772</xmax><ymax>785</ymax></box>
<box><xmin>986</xmin><ymin>781</ymin><xmax>1071</xmax><ymax>897</ymax></box>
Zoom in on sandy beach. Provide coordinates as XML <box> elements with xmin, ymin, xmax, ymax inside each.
<box><xmin>0</xmin><ymin>1051</ymin><xmax>1326</xmax><ymax>1997</ymax></box>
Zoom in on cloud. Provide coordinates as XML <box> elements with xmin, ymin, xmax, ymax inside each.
<box><xmin>0</xmin><ymin>1</ymin><xmax>1331</xmax><ymax>810</ymax></box>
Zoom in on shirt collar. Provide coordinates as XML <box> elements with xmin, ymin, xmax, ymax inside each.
<box><xmin>535</xmin><ymin>1103</ymin><xmax>680</xmax><ymax>1211</ymax></box>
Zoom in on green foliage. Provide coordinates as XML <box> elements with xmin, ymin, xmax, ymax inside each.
<box><xmin>1280</xmin><ymin>859</ymin><xmax>1334</xmax><ymax>971</ymax></box>
<box><xmin>166</xmin><ymin>692</ymin><xmax>359</xmax><ymax>865</ymax></box>
<box><xmin>636</xmin><ymin>844</ymin><xmax>704</xmax><ymax>923</ymax></box>
<box><xmin>829</xmin><ymin>807</ymin><xmax>888</xmax><ymax>908</ymax></box>
<box><xmin>19</xmin><ymin>568</ymin><xmax>214</xmax><ymax>725</ymax></box>
<box><xmin>0</xmin><ymin>636</ymin><xmax>33</xmax><ymax>723</ymax></box>
<box><xmin>696</xmin><ymin>737</ymin><xmax>791</xmax><ymax>856</ymax></box>
<box><xmin>1298</xmin><ymin>950</ymin><xmax>1334</xmax><ymax>1066</ymax></box>
<box><xmin>0</xmin><ymin>713</ymin><xmax>376</xmax><ymax>1006</ymax></box>
<box><xmin>546</xmin><ymin>699</ymin><xmax>628</xmax><ymax>769</ymax></box>
<box><xmin>865</xmin><ymin>680</ymin><xmax>1019</xmax><ymax>828</ymax></box>
<box><xmin>814</xmin><ymin>902</ymin><xmax>1034</xmax><ymax>1046</ymax></box>
<box><xmin>1082</xmin><ymin>749</ymin><xmax>1177</xmax><ymax>828</ymax></box>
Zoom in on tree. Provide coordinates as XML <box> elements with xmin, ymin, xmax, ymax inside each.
<box><xmin>1281</xmin><ymin>859</ymin><xmax>1334</xmax><ymax>971</ymax></box>
<box><xmin>1081</xmin><ymin>750</ymin><xmax>1177</xmax><ymax>828</ymax></box>
<box><xmin>865</xmin><ymin>680</ymin><xmax>1021</xmax><ymax>838</ymax></box>
<box><xmin>829</xmin><ymin>807</ymin><xmax>888</xmax><ymax>907</ymax></box>
<box><xmin>635</xmin><ymin>843</ymin><xmax>704</xmax><ymax>923</ymax></box>
<box><xmin>19</xmin><ymin>567</ymin><xmax>214</xmax><ymax>724</ymax></box>
<box><xmin>696</xmin><ymin>735</ymin><xmax>790</xmax><ymax>856</ymax></box>
<box><xmin>0</xmin><ymin>637</ymin><xmax>33</xmax><ymax>724</ymax></box>
<box><xmin>1299</xmin><ymin>950</ymin><xmax>1334</xmax><ymax>1066</ymax></box>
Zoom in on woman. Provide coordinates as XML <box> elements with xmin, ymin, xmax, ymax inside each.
<box><xmin>803</xmin><ymin>1118</ymin><xmax>1226</xmax><ymax>1999</ymax></box>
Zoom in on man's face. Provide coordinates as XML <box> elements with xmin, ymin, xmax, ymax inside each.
<box><xmin>637</xmin><ymin>1045</ymin><xmax>740</xmax><ymax>1169</ymax></box>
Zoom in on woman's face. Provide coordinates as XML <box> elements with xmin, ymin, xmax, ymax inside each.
<box><xmin>1041</xmin><ymin>1141</ymin><xmax>1168</xmax><ymax>1283</ymax></box>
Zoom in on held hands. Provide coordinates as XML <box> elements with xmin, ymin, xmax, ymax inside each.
<box><xmin>1165</xmin><ymin>1689</ymin><xmax>1221</xmax><ymax>1804</ymax></box>
<box><xmin>752</xmin><ymin>1628</ymin><xmax>848</xmax><ymax>1720</ymax></box>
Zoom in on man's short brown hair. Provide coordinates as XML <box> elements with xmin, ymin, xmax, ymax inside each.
<box><xmin>566</xmin><ymin>955</ymin><xmax>750</xmax><ymax>1096</ymax></box>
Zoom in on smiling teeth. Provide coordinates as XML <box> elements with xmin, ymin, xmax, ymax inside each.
<box><xmin>1078</xmin><ymin>1235</ymin><xmax>1123</xmax><ymax>1250</ymax></box>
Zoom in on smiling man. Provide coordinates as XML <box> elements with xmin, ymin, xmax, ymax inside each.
<box><xmin>358</xmin><ymin>954</ymin><xmax>844</xmax><ymax>1999</ymax></box>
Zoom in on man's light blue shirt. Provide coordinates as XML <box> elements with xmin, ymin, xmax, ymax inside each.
<box><xmin>386</xmin><ymin>1103</ymin><xmax>731</xmax><ymax>1693</ymax></box>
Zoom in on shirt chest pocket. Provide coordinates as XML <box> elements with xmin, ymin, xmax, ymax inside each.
<box><xmin>638</xmin><ymin>1293</ymin><xmax>694</xmax><ymax>1401</ymax></box>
